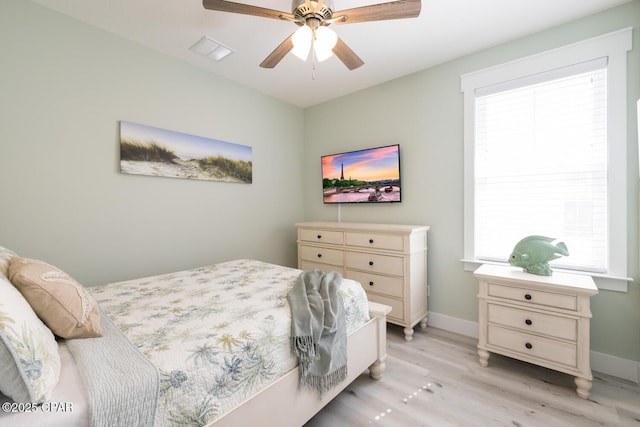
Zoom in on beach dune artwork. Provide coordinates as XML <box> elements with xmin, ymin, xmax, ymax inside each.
<box><xmin>119</xmin><ymin>121</ymin><xmax>252</xmax><ymax>184</ymax></box>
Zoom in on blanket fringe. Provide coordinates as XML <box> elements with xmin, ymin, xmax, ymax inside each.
<box><xmin>300</xmin><ymin>365</ymin><xmax>348</xmax><ymax>397</ymax></box>
<box><xmin>291</xmin><ymin>336</ymin><xmax>319</xmax><ymax>369</ymax></box>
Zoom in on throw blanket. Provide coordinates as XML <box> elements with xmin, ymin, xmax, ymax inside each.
<box><xmin>287</xmin><ymin>269</ymin><xmax>347</xmax><ymax>396</ymax></box>
<box><xmin>66</xmin><ymin>308</ymin><xmax>159</xmax><ymax>427</ymax></box>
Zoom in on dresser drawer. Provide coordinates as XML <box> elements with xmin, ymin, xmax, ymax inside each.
<box><xmin>345</xmin><ymin>232</ymin><xmax>404</xmax><ymax>251</ymax></box>
<box><xmin>346</xmin><ymin>270</ymin><xmax>404</xmax><ymax>298</ymax></box>
<box><xmin>345</xmin><ymin>252</ymin><xmax>404</xmax><ymax>276</ymax></box>
<box><xmin>299</xmin><ymin>229</ymin><xmax>344</xmax><ymax>245</ymax></box>
<box><xmin>487</xmin><ymin>303</ymin><xmax>577</xmax><ymax>341</ymax></box>
<box><xmin>488</xmin><ymin>324</ymin><xmax>577</xmax><ymax>367</ymax></box>
<box><xmin>366</xmin><ymin>293</ymin><xmax>404</xmax><ymax>321</ymax></box>
<box><xmin>299</xmin><ymin>260</ymin><xmax>345</xmax><ymax>276</ymax></box>
<box><xmin>299</xmin><ymin>245</ymin><xmax>344</xmax><ymax>267</ymax></box>
<box><xmin>488</xmin><ymin>283</ymin><xmax>577</xmax><ymax>311</ymax></box>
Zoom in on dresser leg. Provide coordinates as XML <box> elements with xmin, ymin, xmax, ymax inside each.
<box><xmin>419</xmin><ymin>315</ymin><xmax>428</xmax><ymax>329</ymax></box>
<box><xmin>575</xmin><ymin>377</ymin><xmax>592</xmax><ymax>399</ymax></box>
<box><xmin>478</xmin><ymin>348</ymin><xmax>490</xmax><ymax>367</ymax></box>
<box><xmin>403</xmin><ymin>327</ymin><xmax>414</xmax><ymax>341</ymax></box>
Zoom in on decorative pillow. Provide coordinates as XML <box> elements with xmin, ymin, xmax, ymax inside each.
<box><xmin>0</xmin><ymin>246</ymin><xmax>17</xmax><ymax>278</ymax></box>
<box><xmin>8</xmin><ymin>257</ymin><xmax>102</xmax><ymax>339</ymax></box>
<box><xmin>0</xmin><ymin>275</ymin><xmax>60</xmax><ymax>403</ymax></box>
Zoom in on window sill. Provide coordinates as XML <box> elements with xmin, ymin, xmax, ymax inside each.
<box><xmin>461</xmin><ymin>259</ymin><xmax>632</xmax><ymax>292</ymax></box>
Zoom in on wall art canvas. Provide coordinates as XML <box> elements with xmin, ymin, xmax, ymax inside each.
<box><xmin>119</xmin><ymin>121</ymin><xmax>252</xmax><ymax>184</ymax></box>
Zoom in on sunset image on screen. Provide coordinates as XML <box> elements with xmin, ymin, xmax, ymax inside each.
<box><xmin>322</xmin><ymin>145</ymin><xmax>399</xmax><ymax>181</ymax></box>
<box><xmin>321</xmin><ymin>145</ymin><xmax>401</xmax><ymax>203</ymax></box>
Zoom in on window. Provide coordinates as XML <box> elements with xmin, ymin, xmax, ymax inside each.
<box><xmin>461</xmin><ymin>28</ymin><xmax>632</xmax><ymax>291</ymax></box>
<box><xmin>475</xmin><ymin>60</ymin><xmax>607</xmax><ymax>272</ymax></box>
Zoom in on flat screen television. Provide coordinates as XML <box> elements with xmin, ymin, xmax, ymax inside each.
<box><xmin>321</xmin><ymin>144</ymin><xmax>401</xmax><ymax>204</ymax></box>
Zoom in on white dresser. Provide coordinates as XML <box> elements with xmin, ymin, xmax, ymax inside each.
<box><xmin>296</xmin><ymin>221</ymin><xmax>429</xmax><ymax>341</ymax></box>
<box><xmin>474</xmin><ymin>264</ymin><xmax>598</xmax><ymax>399</ymax></box>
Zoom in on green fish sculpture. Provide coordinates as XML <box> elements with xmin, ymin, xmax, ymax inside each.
<box><xmin>508</xmin><ymin>235</ymin><xmax>569</xmax><ymax>276</ymax></box>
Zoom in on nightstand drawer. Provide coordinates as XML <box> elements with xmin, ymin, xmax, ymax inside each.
<box><xmin>347</xmin><ymin>270</ymin><xmax>404</xmax><ymax>298</ymax></box>
<box><xmin>345</xmin><ymin>252</ymin><xmax>404</xmax><ymax>276</ymax></box>
<box><xmin>366</xmin><ymin>293</ymin><xmax>404</xmax><ymax>321</ymax></box>
<box><xmin>299</xmin><ymin>245</ymin><xmax>344</xmax><ymax>267</ymax></box>
<box><xmin>345</xmin><ymin>232</ymin><xmax>404</xmax><ymax>251</ymax></box>
<box><xmin>299</xmin><ymin>229</ymin><xmax>344</xmax><ymax>245</ymax></box>
<box><xmin>487</xmin><ymin>304</ymin><xmax>577</xmax><ymax>341</ymax></box>
<box><xmin>488</xmin><ymin>283</ymin><xmax>577</xmax><ymax>311</ymax></box>
<box><xmin>488</xmin><ymin>324</ymin><xmax>577</xmax><ymax>367</ymax></box>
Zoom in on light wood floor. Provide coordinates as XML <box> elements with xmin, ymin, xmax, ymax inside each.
<box><xmin>305</xmin><ymin>325</ymin><xmax>640</xmax><ymax>427</ymax></box>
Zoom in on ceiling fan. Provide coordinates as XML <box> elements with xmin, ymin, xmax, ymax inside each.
<box><xmin>202</xmin><ymin>0</ymin><xmax>421</xmax><ymax>70</ymax></box>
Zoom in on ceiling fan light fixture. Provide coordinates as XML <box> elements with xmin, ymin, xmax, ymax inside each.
<box><xmin>291</xmin><ymin>25</ymin><xmax>312</xmax><ymax>60</ymax></box>
<box><xmin>313</xmin><ymin>26</ymin><xmax>337</xmax><ymax>62</ymax></box>
<box><xmin>291</xmin><ymin>24</ymin><xmax>337</xmax><ymax>63</ymax></box>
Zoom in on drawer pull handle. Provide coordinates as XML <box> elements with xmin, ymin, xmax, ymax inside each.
<box><xmin>317</xmin><ymin>235</ymin><xmax>322</xmax><ymax>239</ymax></box>
<box><xmin>369</xmin><ymin>261</ymin><xmax>374</xmax><ymax>266</ymax></box>
<box><xmin>369</xmin><ymin>239</ymin><xmax>374</xmax><ymax>244</ymax></box>
<box><xmin>525</xmin><ymin>342</ymin><xmax>533</xmax><ymax>350</ymax></box>
<box><xmin>524</xmin><ymin>294</ymin><xmax>532</xmax><ymax>300</ymax></box>
<box><xmin>369</xmin><ymin>281</ymin><xmax>374</xmax><ymax>286</ymax></box>
<box><xmin>525</xmin><ymin>319</ymin><xmax>532</xmax><ymax>326</ymax></box>
<box><xmin>317</xmin><ymin>254</ymin><xmax>322</xmax><ymax>258</ymax></box>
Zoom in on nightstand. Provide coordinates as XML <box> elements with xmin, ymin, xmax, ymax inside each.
<box><xmin>474</xmin><ymin>264</ymin><xmax>598</xmax><ymax>399</ymax></box>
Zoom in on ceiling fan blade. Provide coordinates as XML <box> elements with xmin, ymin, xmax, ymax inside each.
<box><xmin>334</xmin><ymin>0</ymin><xmax>421</xmax><ymax>24</ymax></box>
<box><xmin>203</xmin><ymin>0</ymin><xmax>294</xmax><ymax>21</ymax></box>
<box><xmin>260</xmin><ymin>35</ymin><xmax>294</xmax><ymax>68</ymax></box>
<box><xmin>332</xmin><ymin>37</ymin><xmax>364</xmax><ymax>70</ymax></box>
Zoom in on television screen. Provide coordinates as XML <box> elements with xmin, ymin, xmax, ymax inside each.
<box><xmin>321</xmin><ymin>144</ymin><xmax>401</xmax><ymax>204</ymax></box>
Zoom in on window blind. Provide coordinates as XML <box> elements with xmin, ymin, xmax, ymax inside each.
<box><xmin>474</xmin><ymin>63</ymin><xmax>608</xmax><ymax>272</ymax></box>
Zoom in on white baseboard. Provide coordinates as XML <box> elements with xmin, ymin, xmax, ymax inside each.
<box><xmin>590</xmin><ymin>350</ymin><xmax>640</xmax><ymax>384</ymax></box>
<box><xmin>427</xmin><ymin>311</ymin><xmax>640</xmax><ymax>384</ymax></box>
<box><xmin>428</xmin><ymin>311</ymin><xmax>479</xmax><ymax>339</ymax></box>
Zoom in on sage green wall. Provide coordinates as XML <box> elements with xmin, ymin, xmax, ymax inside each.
<box><xmin>303</xmin><ymin>2</ymin><xmax>640</xmax><ymax>362</ymax></box>
<box><xmin>0</xmin><ymin>0</ymin><xmax>305</xmax><ymax>285</ymax></box>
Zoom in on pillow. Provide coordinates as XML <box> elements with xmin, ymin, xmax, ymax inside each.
<box><xmin>8</xmin><ymin>257</ymin><xmax>102</xmax><ymax>339</ymax></box>
<box><xmin>0</xmin><ymin>275</ymin><xmax>61</xmax><ymax>403</ymax></box>
<box><xmin>0</xmin><ymin>246</ymin><xmax>17</xmax><ymax>278</ymax></box>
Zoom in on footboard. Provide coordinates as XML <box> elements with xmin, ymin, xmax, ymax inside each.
<box><xmin>210</xmin><ymin>302</ymin><xmax>391</xmax><ymax>427</ymax></box>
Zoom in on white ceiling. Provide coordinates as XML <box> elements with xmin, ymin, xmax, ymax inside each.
<box><xmin>29</xmin><ymin>0</ymin><xmax>631</xmax><ymax>108</ymax></box>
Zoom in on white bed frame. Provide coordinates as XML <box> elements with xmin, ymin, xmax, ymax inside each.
<box><xmin>210</xmin><ymin>302</ymin><xmax>391</xmax><ymax>427</ymax></box>
<box><xmin>0</xmin><ymin>302</ymin><xmax>389</xmax><ymax>427</ymax></box>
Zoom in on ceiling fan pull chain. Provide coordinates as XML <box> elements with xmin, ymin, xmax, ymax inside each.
<box><xmin>311</xmin><ymin>31</ymin><xmax>317</xmax><ymax>80</ymax></box>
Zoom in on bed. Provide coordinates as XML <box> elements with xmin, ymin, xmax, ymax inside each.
<box><xmin>0</xmin><ymin>255</ymin><xmax>389</xmax><ymax>427</ymax></box>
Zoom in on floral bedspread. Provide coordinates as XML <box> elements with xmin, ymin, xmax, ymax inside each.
<box><xmin>89</xmin><ymin>259</ymin><xmax>370</xmax><ymax>426</ymax></box>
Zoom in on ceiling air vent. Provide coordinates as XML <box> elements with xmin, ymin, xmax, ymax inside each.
<box><xmin>189</xmin><ymin>36</ymin><xmax>233</xmax><ymax>61</ymax></box>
